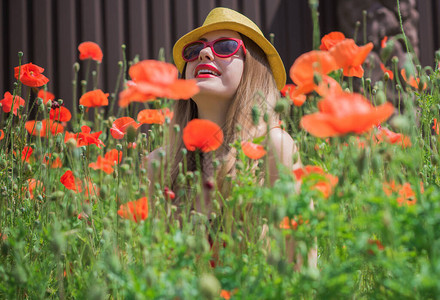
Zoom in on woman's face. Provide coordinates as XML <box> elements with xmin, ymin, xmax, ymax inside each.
<box><xmin>185</xmin><ymin>30</ymin><xmax>245</xmax><ymax>102</ymax></box>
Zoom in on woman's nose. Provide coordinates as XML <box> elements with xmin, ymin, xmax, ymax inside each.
<box><xmin>198</xmin><ymin>46</ymin><xmax>215</xmax><ymax>61</ymax></box>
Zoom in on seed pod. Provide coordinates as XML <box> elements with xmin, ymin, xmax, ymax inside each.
<box><xmin>198</xmin><ymin>274</ymin><xmax>221</xmax><ymax>300</ymax></box>
<box><xmin>251</xmin><ymin>105</ymin><xmax>260</xmax><ymax>126</ymax></box>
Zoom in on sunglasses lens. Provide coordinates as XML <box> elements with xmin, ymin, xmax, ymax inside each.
<box><xmin>213</xmin><ymin>39</ymin><xmax>239</xmax><ymax>56</ymax></box>
<box><xmin>183</xmin><ymin>42</ymin><xmax>204</xmax><ymax>61</ymax></box>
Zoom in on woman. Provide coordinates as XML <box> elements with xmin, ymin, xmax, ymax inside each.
<box><xmin>147</xmin><ymin>7</ymin><xmax>300</xmax><ymax>212</ymax></box>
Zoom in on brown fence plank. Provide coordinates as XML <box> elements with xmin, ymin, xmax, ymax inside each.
<box><xmin>7</xmin><ymin>0</ymin><xmax>28</xmax><ymax>92</ymax></box>
<box><xmin>242</xmin><ymin>0</ymin><xmax>262</xmax><ymax>28</ymax></box>
<box><xmin>196</xmin><ymin>0</ymin><xmax>216</xmax><ymax>26</ymax></box>
<box><xmin>417</xmin><ymin>1</ymin><xmax>435</xmax><ymax>67</ymax></box>
<box><xmin>127</xmin><ymin>0</ymin><xmax>149</xmax><ymax>60</ymax></box>
<box><xmin>0</xmin><ymin>1</ymin><xmax>5</xmax><ymax>95</ymax></box>
<box><xmin>103</xmin><ymin>0</ymin><xmax>125</xmax><ymax>94</ymax></box>
<box><xmin>173</xmin><ymin>0</ymin><xmax>195</xmax><ymax>48</ymax></box>
<box><xmin>32</xmin><ymin>0</ymin><xmax>54</xmax><ymax>92</ymax></box>
<box><xmin>151</xmin><ymin>0</ymin><xmax>173</xmax><ymax>60</ymax></box>
<box><xmin>218</xmin><ymin>0</ymin><xmax>239</xmax><ymax>10</ymax></box>
<box><xmin>56</xmin><ymin>0</ymin><xmax>77</xmax><ymax>109</ymax></box>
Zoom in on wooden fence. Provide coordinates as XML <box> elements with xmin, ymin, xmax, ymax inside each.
<box><xmin>1</xmin><ymin>0</ymin><xmax>439</xmax><ymax>109</ymax></box>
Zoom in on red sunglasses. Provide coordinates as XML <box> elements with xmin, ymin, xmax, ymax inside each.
<box><xmin>182</xmin><ymin>37</ymin><xmax>246</xmax><ymax>62</ymax></box>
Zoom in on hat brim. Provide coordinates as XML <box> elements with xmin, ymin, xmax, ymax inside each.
<box><xmin>173</xmin><ymin>21</ymin><xmax>286</xmax><ymax>91</ymax></box>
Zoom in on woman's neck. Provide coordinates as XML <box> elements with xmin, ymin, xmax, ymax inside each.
<box><xmin>195</xmin><ymin>97</ymin><xmax>232</xmax><ymax>128</ymax></box>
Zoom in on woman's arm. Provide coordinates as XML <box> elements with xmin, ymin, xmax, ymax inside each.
<box><xmin>266</xmin><ymin>127</ymin><xmax>301</xmax><ymax>184</ymax></box>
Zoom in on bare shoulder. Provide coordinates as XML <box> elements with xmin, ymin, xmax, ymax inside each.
<box><xmin>267</xmin><ymin>127</ymin><xmax>301</xmax><ymax>169</ymax></box>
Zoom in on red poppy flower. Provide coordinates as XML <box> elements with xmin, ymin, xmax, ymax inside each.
<box><xmin>279</xmin><ymin>215</ymin><xmax>309</xmax><ymax>230</ymax></box>
<box><xmin>21</xmin><ymin>146</ymin><xmax>33</xmax><ymax>162</ymax></box>
<box><xmin>83</xmin><ymin>180</ymin><xmax>100</xmax><ymax>201</ymax></box>
<box><xmin>313</xmin><ymin>75</ymin><xmax>343</xmax><ymax>97</ymax></box>
<box><xmin>380</xmin><ymin>63</ymin><xmax>394</xmax><ymax>80</ymax></box>
<box><xmin>375</xmin><ymin>127</ymin><xmax>411</xmax><ymax>148</ymax></box>
<box><xmin>329</xmin><ymin>39</ymin><xmax>374</xmax><ymax>77</ymax></box>
<box><xmin>433</xmin><ymin>118</ymin><xmax>439</xmax><ymax>134</ymax></box>
<box><xmin>118</xmin><ymin>81</ymin><xmax>156</xmax><ymax>108</ymax></box>
<box><xmin>118</xmin><ymin>197</ymin><xmax>149</xmax><ymax>223</ymax></box>
<box><xmin>1</xmin><ymin>92</ymin><xmax>25</xmax><ymax>115</ymax></box>
<box><xmin>300</xmin><ymin>91</ymin><xmax>394</xmax><ymax>138</ymax></box>
<box><xmin>0</xmin><ymin>130</ymin><xmax>4</xmax><ymax>140</ymax></box>
<box><xmin>183</xmin><ymin>119</ymin><xmax>224</xmax><ymax>152</ymax></box>
<box><xmin>37</xmin><ymin>89</ymin><xmax>55</xmax><ymax>104</ymax></box>
<box><xmin>118</xmin><ymin>60</ymin><xmax>199</xmax><ymax>107</ymax></box>
<box><xmin>383</xmin><ymin>181</ymin><xmax>421</xmax><ymax>206</ymax></box>
<box><xmin>289</xmin><ymin>51</ymin><xmax>339</xmax><ymax>96</ymax></box>
<box><xmin>89</xmin><ymin>149</ymin><xmax>122</xmax><ymax>174</ymax></box>
<box><xmin>220</xmin><ymin>290</ymin><xmax>231</xmax><ymax>300</ymax></box>
<box><xmin>50</xmin><ymin>106</ymin><xmax>72</xmax><ymax>122</ymax></box>
<box><xmin>137</xmin><ymin>108</ymin><xmax>174</xmax><ymax>124</ymax></box>
<box><xmin>293</xmin><ymin>165</ymin><xmax>338</xmax><ymax>198</ymax></box>
<box><xmin>78</xmin><ymin>41</ymin><xmax>103</xmax><ymax>63</ymax></box>
<box><xmin>281</xmin><ymin>84</ymin><xmax>306</xmax><ymax>106</ymax></box>
<box><xmin>279</xmin><ymin>216</ymin><xmax>298</xmax><ymax>230</ymax></box>
<box><xmin>89</xmin><ymin>156</ymin><xmax>114</xmax><ymax>174</ymax></box>
<box><xmin>110</xmin><ymin>117</ymin><xmax>142</xmax><ymax>139</ymax></box>
<box><xmin>241</xmin><ymin>141</ymin><xmax>266</xmax><ymax>159</ymax></box>
<box><xmin>60</xmin><ymin>170</ymin><xmax>82</xmax><ymax>193</ymax></box>
<box><xmin>79</xmin><ymin>89</ymin><xmax>109</xmax><ymax>107</ymax></box>
<box><xmin>367</xmin><ymin>238</ymin><xmax>385</xmax><ymax>255</ymax></box>
<box><xmin>401</xmin><ymin>69</ymin><xmax>427</xmax><ymax>90</ymax></box>
<box><xmin>105</xmin><ymin>149</ymin><xmax>123</xmax><ymax>164</ymax></box>
<box><xmin>319</xmin><ymin>31</ymin><xmax>346</xmax><ymax>51</ymax></box>
<box><xmin>25</xmin><ymin>120</ymin><xmax>64</xmax><ymax>137</ymax></box>
<box><xmin>76</xmin><ymin>126</ymin><xmax>105</xmax><ymax>148</ymax></box>
<box><xmin>14</xmin><ymin>63</ymin><xmax>49</xmax><ymax>87</ymax></box>
<box><xmin>164</xmin><ymin>187</ymin><xmax>176</xmax><ymax>200</ymax></box>
<box><xmin>43</xmin><ymin>154</ymin><xmax>62</xmax><ymax>168</ymax></box>
<box><xmin>381</xmin><ymin>36</ymin><xmax>388</xmax><ymax>48</ymax></box>
<box><xmin>26</xmin><ymin>178</ymin><xmax>45</xmax><ymax>200</ymax></box>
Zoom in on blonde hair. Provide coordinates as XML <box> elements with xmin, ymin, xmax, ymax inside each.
<box><xmin>168</xmin><ymin>35</ymin><xmax>280</xmax><ymax>195</ymax></box>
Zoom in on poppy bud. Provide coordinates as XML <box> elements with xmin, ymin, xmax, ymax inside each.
<box><xmin>375</xmin><ymin>90</ymin><xmax>386</xmax><ymax>105</ymax></box>
<box><xmin>274</xmin><ymin>99</ymin><xmax>289</xmax><ymax>114</ymax></box>
<box><xmin>177</xmin><ymin>173</ymin><xmax>185</xmax><ymax>184</ymax></box>
<box><xmin>181</xmin><ymin>148</ymin><xmax>187</xmax><ymax>156</ymax></box>
<box><xmin>263</xmin><ymin>112</ymin><xmax>269</xmax><ymax>123</ymax></box>
<box><xmin>18</xmin><ymin>51</ymin><xmax>23</xmax><ymax>58</ymax></box>
<box><xmin>313</xmin><ymin>72</ymin><xmax>322</xmax><ymax>85</ymax></box>
<box><xmin>73</xmin><ymin>62</ymin><xmax>80</xmax><ymax>72</ymax></box>
<box><xmin>391</xmin><ymin>56</ymin><xmax>399</xmax><ymax>65</ymax></box>
<box><xmin>198</xmin><ymin>274</ymin><xmax>221</xmax><ymax>300</ymax></box>
<box><xmin>116</xmin><ymin>144</ymin><xmax>123</xmax><ymax>151</ymax></box>
<box><xmin>251</xmin><ymin>105</ymin><xmax>260</xmax><ymax>126</ymax></box>
<box><xmin>365</xmin><ymin>78</ymin><xmax>371</xmax><ymax>86</ymax></box>
<box><xmin>419</xmin><ymin>75</ymin><xmax>428</xmax><ymax>91</ymax></box>
<box><xmin>436</xmin><ymin>50</ymin><xmax>440</xmax><ymax>61</ymax></box>
<box><xmin>151</xmin><ymin>160</ymin><xmax>160</xmax><ymax>170</ymax></box>
<box><xmin>78</xmin><ymin>105</ymin><xmax>84</xmax><ymax>113</ymax></box>
<box><xmin>173</xmin><ymin>124</ymin><xmax>180</xmax><ymax>133</ymax></box>
<box><xmin>380</xmin><ymin>38</ymin><xmax>394</xmax><ymax>62</ymax></box>
<box><xmin>126</xmin><ymin>126</ymin><xmax>137</xmax><ymax>143</ymax></box>
<box><xmin>390</xmin><ymin>115</ymin><xmax>410</xmax><ymax>134</ymax></box>
<box><xmin>383</xmin><ymin>72</ymin><xmax>390</xmax><ymax>82</ymax></box>
<box><xmin>204</xmin><ymin>180</ymin><xmax>214</xmax><ymax>190</ymax></box>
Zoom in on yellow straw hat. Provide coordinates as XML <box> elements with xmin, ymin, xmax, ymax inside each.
<box><xmin>173</xmin><ymin>7</ymin><xmax>286</xmax><ymax>91</ymax></box>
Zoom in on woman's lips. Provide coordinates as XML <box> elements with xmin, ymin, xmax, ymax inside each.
<box><xmin>194</xmin><ymin>64</ymin><xmax>221</xmax><ymax>78</ymax></box>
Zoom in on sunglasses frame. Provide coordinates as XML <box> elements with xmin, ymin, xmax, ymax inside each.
<box><xmin>182</xmin><ymin>37</ymin><xmax>247</xmax><ymax>62</ymax></box>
